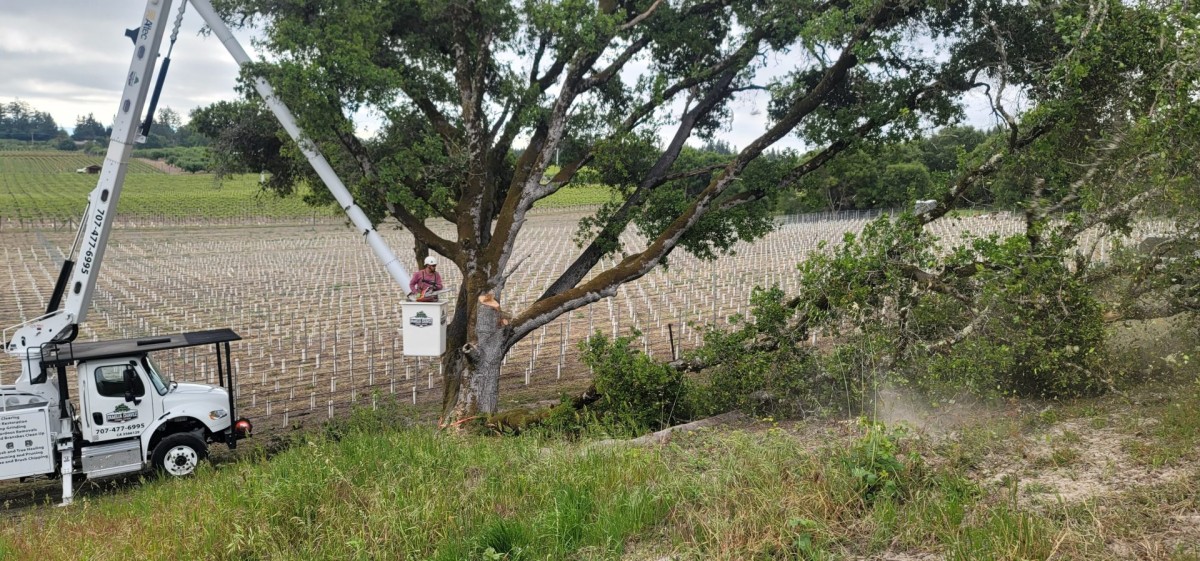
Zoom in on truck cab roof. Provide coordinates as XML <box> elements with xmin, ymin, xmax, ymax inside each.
<box><xmin>39</xmin><ymin>329</ymin><xmax>241</xmax><ymax>366</ymax></box>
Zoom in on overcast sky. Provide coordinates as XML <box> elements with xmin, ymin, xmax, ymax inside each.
<box><xmin>1</xmin><ymin>2</ymin><xmax>1007</xmax><ymax>150</ymax></box>
<box><xmin>0</xmin><ymin>1</ymin><xmax>252</xmax><ymax>131</ymax></box>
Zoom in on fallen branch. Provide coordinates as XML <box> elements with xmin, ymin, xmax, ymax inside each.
<box><xmin>485</xmin><ymin>384</ymin><xmax>601</xmax><ymax>434</ymax></box>
<box><xmin>588</xmin><ymin>411</ymin><xmax>749</xmax><ymax>448</ymax></box>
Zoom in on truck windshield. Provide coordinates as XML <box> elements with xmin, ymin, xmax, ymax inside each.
<box><xmin>142</xmin><ymin>357</ymin><xmax>169</xmax><ymax>396</ymax></box>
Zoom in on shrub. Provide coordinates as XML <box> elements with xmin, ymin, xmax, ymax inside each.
<box><xmin>839</xmin><ymin>422</ymin><xmax>917</xmax><ymax>503</ymax></box>
<box><xmin>687</xmin><ymin>286</ymin><xmax>859</xmax><ymax>419</ymax></box>
<box><xmin>132</xmin><ymin>146</ymin><xmax>211</xmax><ymax>172</ymax></box>
<box><xmin>579</xmin><ymin>331</ymin><xmax>693</xmax><ymax>433</ymax></box>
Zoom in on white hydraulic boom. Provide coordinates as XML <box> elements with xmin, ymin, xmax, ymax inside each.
<box><xmin>189</xmin><ymin>0</ymin><xmax>414</xmax><ymax>293</ymax></box>
<box><xmin>3</xmin><ymin>2</ymin><xmax>176</xmax><ymax>362</ymax></box>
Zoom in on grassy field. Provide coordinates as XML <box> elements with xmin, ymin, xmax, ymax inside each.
<box><xmin>0</xmin><ymin>152</ymin><xmax>614</xmax><ymax>225</ymax></box>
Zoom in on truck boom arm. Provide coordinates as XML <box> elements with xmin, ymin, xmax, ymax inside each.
<box><xmin>189</xmin><ymin>0</ymin><xmax>413</xmax><ymax>293</ymax></box>
<box><xmin>4</xmin><ymin>2</ymin><xmax>176</xmax><ymax>356</ymax></box>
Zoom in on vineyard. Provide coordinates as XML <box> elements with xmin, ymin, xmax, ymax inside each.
<box><xmin>0</xmin><ymin>153</ymin><xmax>1173</xmax><ymax>433</ymax></box>
<box><xmin>6</xmin><ymin>214</ymin><xmax>838</xmax><ymax>430</ymax></box>
<box><xmin>0</xmin><ymin>152</ymin><xmax>613</xmax><ymax>229</ymax></box>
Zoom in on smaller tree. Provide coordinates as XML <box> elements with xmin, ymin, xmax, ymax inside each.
<box><xmin>72</xmin><ymin>113</ymin><xmax>107</xmax><ymax>142</ymax></box>
<box><xmin>189</xmin><ymin>100</ymin><xmax>304</xmax><ymax>192</ymax></box>
<box><xmin>148</xmin><ymin>106</ymin><xmax>182</xmax><ymax>146</ymax></box>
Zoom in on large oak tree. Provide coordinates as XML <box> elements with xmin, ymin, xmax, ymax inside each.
<box><xmin>205</xmin><ymin>0</ymin><xmax>1043</xmax><ymax>421</ymax></box>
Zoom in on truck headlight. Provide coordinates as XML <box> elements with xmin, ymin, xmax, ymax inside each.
<box><xmin>209</xmin><ymin>409</ymin><xmax>228</xmax><ymax>420</ymax></box>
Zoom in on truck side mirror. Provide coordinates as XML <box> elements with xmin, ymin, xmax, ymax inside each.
<box><xmin>123</xmin><ymin>367</ymin><xmax>141</xmax><ymax>405</ymax></box>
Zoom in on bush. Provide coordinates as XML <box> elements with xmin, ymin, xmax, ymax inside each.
<box><xmin>839</xmin><ymin>422</ymin><xmax>920</xmax><ymax>503</ymax></box>
<box><xmin>687</xmin><ymin>287</ymin><xmax>858</xmax><ymax>419</ymax></box>
<box><xmin>579</xmin><ymin>331</ymin><xmax>693</xmax><ymax>434</ymax></box>
<box><xmin>132</xmin><ymin>146</ymin><xmax>211</xmax><ymax>172</ymax></box>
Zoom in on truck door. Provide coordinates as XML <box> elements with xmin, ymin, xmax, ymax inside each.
<box><xmin>79</xmin><ymin>360</ymin><xmax>157</xmax><ymax>442</ymax></box>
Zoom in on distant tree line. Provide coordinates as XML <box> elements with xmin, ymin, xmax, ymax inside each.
<box><xmin>0</xmin><ymin>101</ymin><xmax>61</xmax><ymax>142</ymax></box>
<box><xmin>776</xmin><ymin>126</ymin><xmax>994</xmax><ymax>213</ymax></box>
<box><xmin>72</xmin><ymin>106</ymin><xmax>210</xmax><ymax>149</ymax></box>
<box><xmin>0</xmin><ymin>99</ymin><xmax>213</xmax><ymax>169</ymax></box>
<box><xmin>564</xmin><ymin>126</ymin><xmax>997</xmax><ymax>219</ymax></box>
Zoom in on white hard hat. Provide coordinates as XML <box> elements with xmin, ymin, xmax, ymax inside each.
<box><xmin>424</xmin><ymin>256</ymin><xmax>438</xmax><ymax>266</ymax></box>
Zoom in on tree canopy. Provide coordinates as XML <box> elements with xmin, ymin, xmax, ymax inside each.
<box><xmin>71</xmin><ymin>113</ymin><xmax>108</xmax><ymax>142</ymax></box>
<box><xmin>676</xmin><ymin>0</ymin><xmax>1200</xmax><ymax>408</ymax></box>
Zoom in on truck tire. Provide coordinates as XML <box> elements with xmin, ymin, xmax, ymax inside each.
<box><xmin>152</xmin><ymin>433</ymin><xmax>208</xmax><ymax>477</ymax></box>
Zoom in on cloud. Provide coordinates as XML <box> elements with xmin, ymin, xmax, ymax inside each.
<box><xmin>0</xmin><ymin>2</ymin><xmax>254</xmax><ymax>130</ymax></box>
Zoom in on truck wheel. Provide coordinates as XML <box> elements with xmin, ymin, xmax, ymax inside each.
<box><xmin>152</xmin><ymin>433</ymin><xmax>208</xmax><ymax>476</ymax></box>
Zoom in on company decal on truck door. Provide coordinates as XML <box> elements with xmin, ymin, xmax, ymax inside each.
<box><xmin>95</xmin><ymin>405</ymin><xmax>145</xmax><ymax>437</ymax></box>
<box><xmin>105</xmin><ymin>404</ymin><xmax>138</xmax><ymax>423</ymax></box>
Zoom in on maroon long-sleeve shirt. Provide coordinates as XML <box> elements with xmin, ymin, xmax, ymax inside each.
<box><xmin>409</xmin><ymin>269</ymin><xmax>443</xmax><ymax>296</ymax></box>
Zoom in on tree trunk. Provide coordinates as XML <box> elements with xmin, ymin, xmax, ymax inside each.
<box><xmin>441</xmin><ymin>287</ymin><xmax>509</xmax><ymax>422</ymax></box>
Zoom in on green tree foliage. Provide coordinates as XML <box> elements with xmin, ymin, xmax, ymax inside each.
<box><xmin>687</xmin><ymin>0</ymin><xmax>1200</xmax><ymax>406</ymax></box>
<box><xmin>141</xmin><ymin>106</ymin><xmax>182</xmax><ymax>149</ymax></box>
<box><xmin>780</xmin><ymin>127</ymin><xmax>990</xmax><ymax>214</ymax></box>
<box><xmin>686</xmin><ymin>286</ymin><xmax>840</xmax><ymax>418</ymax></box>
<box><xmin>71</xmin><ymin>107</ymin><xmax>207</xmax><ymax>156</ymax></box>
<box><xmin>578</xmin><ymin>332</ymin><xmax>692</xmax><ymax>433</ymax></box>
<box><xmin>809</xmin><ymin>217</ymin><xmax>1106</xmax><ymax>398</ymax></box>
<box><xmin>189</xmin><ymin>100</ymin><xmax>304</xmax><ymax>192</ymax></box>
<box><xmin>131</xmin><ymin>147</ymin><xmax>213</xmax><ymax>172</ymax></box>
<box><xmin>71</xmin><ymin>113</ymin><xmax>107</xmax><ymax>142</ymax></box>
<box><xmin>919</xmin><ymin>126</ymin><xmax>987</xmax><ymax>183</ymax></box>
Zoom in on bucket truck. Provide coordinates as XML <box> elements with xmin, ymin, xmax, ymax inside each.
<box><xmin>0</xmin><ymin>1</ymin><xmax>252</xmax><ymax>506</ymax></box>
<box><xmin>1</xmin><ymin>0</ymin><xmax>437</xmax><ymax>506</ymax></box>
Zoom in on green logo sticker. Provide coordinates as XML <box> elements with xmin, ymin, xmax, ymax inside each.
<box><xmin>410</xmin><ymin>311</ymin><xmax>433</xmax><ymax>327</ymax></box>
<box><xmin>106</xmin><ymin>403</ymin><xmax>139</xmax><ymax>423</ymax></box>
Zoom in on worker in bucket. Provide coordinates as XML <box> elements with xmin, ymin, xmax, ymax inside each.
<box><xmin>410</xmin><ymin>256</ymin><xmax>444</xmax><ymax>301</ymax></box>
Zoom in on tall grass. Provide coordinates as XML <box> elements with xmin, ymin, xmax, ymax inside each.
<box><xmin>6</xmin><ymin>400</ymin><xmax>1195</xmax><ymax>559</ymax></box>
<box><xmin>0</xmin><ymin>410</ymin><xmax>670</xmax><ymax>560</ymax></box>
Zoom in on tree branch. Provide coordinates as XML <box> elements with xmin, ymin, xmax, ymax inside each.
<box><xmin>538</xmin><ymin>62</ymin><xmax>747</xmax><ymax>300</ymax></box>
<box><xmin>618</xmin><ymin>0</ymin><xmax>665</xmax><ymax>32</ymax></box>
<box><xmin>513</xmin><ymin>0</ymin><xmax>897</xmax><ymax>340</ymax></box>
